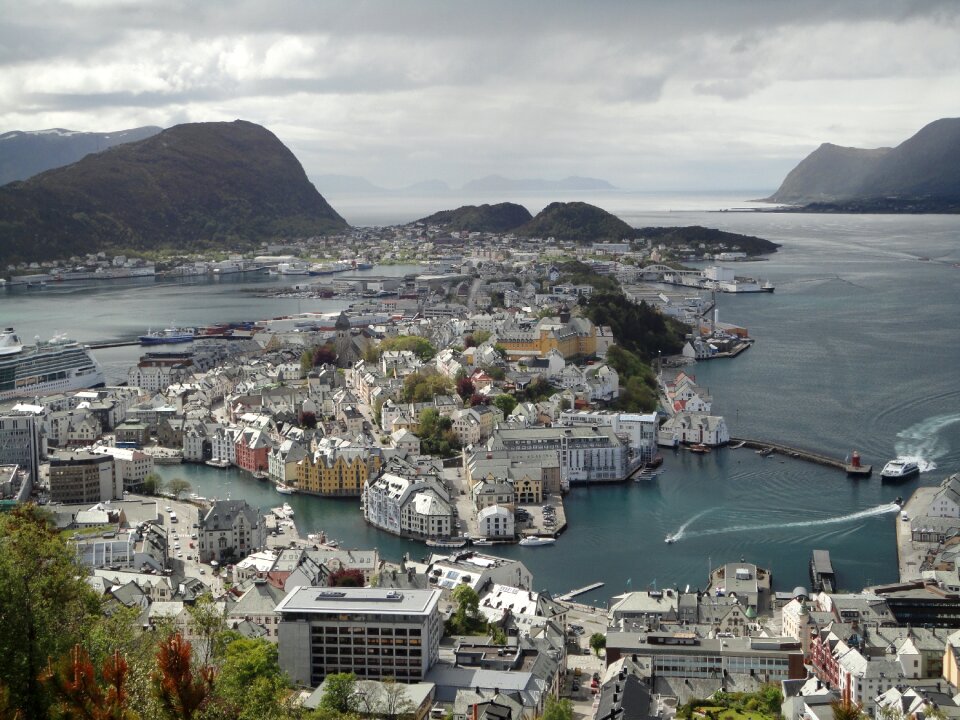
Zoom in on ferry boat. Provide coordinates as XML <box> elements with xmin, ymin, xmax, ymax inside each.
<box><xmin>518</xmin><ymin>536</ymin><xmax>556</xmax><ymax>547</ymax></box>
<box><xmin>139</xmin><ymin>327</ymin><xmax>195</xmax><ymax>345</ymax></box>
<box><xmin>880</xmin><ymin>458</ymin><xmax>921</xmax><ymax>481</ymax></box>
<box><xmin>0</xmin><ymin>328</ymin><xmax>105</xmax><ymax>400</ymax></box>
<box><xmin>276</xmin><ymin>483</ymin><xmax>297</xmax><ymax>495</ymax></box>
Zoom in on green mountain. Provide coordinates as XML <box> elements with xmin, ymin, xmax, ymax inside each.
<box><xmin>767</xmin><ymin>118</ymin><xmax>960</xmax><ymax>208</ymax></box>
<box><xmin>415</xmin><ymin>202</ymin><xmax>533</xmax><ymax>232</ymax></box>
<box><xmin>0</xmin><ymin>126</ymin><xmax>162</xmax><ymax>186</ymax></box>
<box><xmin>0</xmin><ymin>120</ymin><xmax>348</xmax><ymax>264</ymax></box>
<box><xmin>637</xmin><ymin>226</ymin><xmax>779</xmax><ymax>256</ymax></box>
<box><xmin>516</xmin><ymin>201</ymin><xmax>633</xmax><ymax>241</ymax></box>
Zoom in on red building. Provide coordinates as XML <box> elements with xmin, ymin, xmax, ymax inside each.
<box><xmin>235</xmin><ymin>428</ymin><xmax>271</xmax><ymax>474</ymax></box>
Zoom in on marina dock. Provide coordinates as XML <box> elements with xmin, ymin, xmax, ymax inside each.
<box><xmin>731</xmin><ymin>437</ymin><xmax>872</xmax><ymax>476</ymax></box>
<box><xmin>810</xmin><ymin>549</ymin><xmax>836</xmax><ymax>592</ymax></box>
<box><xmin>556</xmin><ymin>582</ymin><xmax>605</xmax><ymax>601</ymax></box>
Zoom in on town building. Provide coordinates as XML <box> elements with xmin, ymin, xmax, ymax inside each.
<box><xmin>276</xmin><ymin>587</ymin><xmax>443</xmax><ymax>686</ymax></box>
<box><xmin>91</xmin><ymin>446</ymin><xmax>155</xmax><ymax>492</ymax></box>
<box><xmin>0</xmin><ymin>411</ymin><xmax>43</xmax><ymax>482</ymax></box>
<box><xmin>48</xmin><ymin>451</ymin><xmax>120</xmax><ymax>504</ymax></box>
<box><xmin>297</xmin><ymin>443</ymin><xmax>382</xmax><ymax>496</ymax></box>
<box><xmin>487</xmin><ymin>425</ymin><xmax>629</xmax><ymax>487</ymax></box>
<box><xmin>197</xmin><ymin>499</ymin><xmax>267</xmax><ymax>564</ymax></box>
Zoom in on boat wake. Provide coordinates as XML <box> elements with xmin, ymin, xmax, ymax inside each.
<box><xmin>894</xmin><ymin>412</ymin><xmax>960</xmax><ymax>473</ymax></box>
<box><xmin>666</xmin><ymin>508</ymin><xmax>714</xmax><ymax>543</ymax></box>
<box><xmin>668</xmin><ymin>503</ymin><xmax>899</xmax><ymax>542</ymax></box>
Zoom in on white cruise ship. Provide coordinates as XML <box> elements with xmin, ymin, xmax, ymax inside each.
<box><xmin>0</xmin><ymin>328</ymin><xmax>105</xmax><ymax>400</ymax></box>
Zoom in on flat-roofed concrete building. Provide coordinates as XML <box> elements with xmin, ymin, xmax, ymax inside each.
<box><xmin>605</xmin><ymin>631</ymin><xmax>806</xmax><ymax>683</ymax></box>
<box><xmin>277</xmin><ymin>587</ymin><xmax>442</xmax><ymax>687</ymax></box>
<box><xmin>49</xmin><ymin>450</ymin><xmax>120</xmax><ymax>504</ymax></box>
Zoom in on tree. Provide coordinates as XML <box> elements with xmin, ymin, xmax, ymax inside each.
<box><xmin>468</xmin><ymin>393</ymin><xmax>488</xmax><ymax>407</ymax></box>
<box><xmin>493</xmin><ymin>394</ymin><xmax>517</xmax><ymax>417</ymax></box>
<box><xmin>312</xmin><ymin>344</ymin><xmax>338</xmax><ymax>367</ymax></box>
<box><xmin>214</xmin><ymin>637</ymin><xmax>288</xmax><ymax>720</ymax></box>
<box><xmin>473</xmin><ymin>330</ymin><xmax>492</xmax><ymax>345</ymax></box>
<box><xmin>380</xmin><ymin>678</ymin><xmax>415</xmax><ymax>720</ymax></box>
<box><xmin>401</xmin><ymin>369</ymin><xmax>454</xmax><ymax>403</ymax></box>
<box><xmin>832</xmin><ymin>699</ymin><xmax>866</xmax><ymax>720</ymax></box>
<box><xmin>0</xmin><ymin>505</ymin><xmax>100</xmax><ymax>719</ymax></box>
<box><xmin>320</xmin><ymin>672</ymin><xmax>357</xmax><ymax>714</ymax></box>
<box><xmin>377</xmin><ymin>336</ymin><xmax>437</xmax><ymax>361</ymax></box>
<box><xmin>452</xmin><ymin>585</ymin><xmax>480</xmax><ymax>623</ymax></box>
<box><xmin>152</xmin><ymin>633</ymin><xmax>215</xmax><ymax>720</ymax></box>
<box><xmin>299</xmin><ymin>410</ymin><xmax>317</xmax><ymax>429</ymax></box>
<box><xmin>589</xmin><ymin>632</ymin><xmax>606</xmax><ymax>656</ymax></box>
<box><xmin>41</xmin><ymin>645</ymin><xmax>136</xmax><ymax>720</ymax></box>
<box><xmin>185</xmin><ymin>595</ymin><xmax>228</xmax><ymax>667</ymax></box>
<box><xmin>456</xmin><ymin>377</ymin><xmax>475</xmax><ymax>399</ymax></box>
<box><xmin>328</xmin><ymin>568</ymin><xmax>365</xmax><ymax>587</ymax></box>
<box><xmin>168</xmin><ymin>478</ymin><xmax>191</xmax><ymax>500</ymax></box>
<box><xmin>542</xmin><ymin>695</ymin><xmax>573</xmax><ymax>720</ymax></box>
<box><xmin>143</xmin><ymin>472</ymin><xmax>165</xmax><ymax>496</ymax></box>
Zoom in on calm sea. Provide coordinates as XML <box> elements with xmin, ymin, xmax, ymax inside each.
<box><xmin>4</xmin><ymin>192</ymin><xmax>959</xmax><ymax>605</ymax></box>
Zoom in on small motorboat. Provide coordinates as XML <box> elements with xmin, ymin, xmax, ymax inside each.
<box><xmin>664</xmin><ymin>535</ymin><xmax>675</xmax><ymax>544</ymax></box>
<box><xmin>689</xmin><ymin>444</ymin><xmax>711</xmax><ymax>454</ymax></box>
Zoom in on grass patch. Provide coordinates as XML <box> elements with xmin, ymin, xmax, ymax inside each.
<box><xmin>62</xmin><ymin>524</ymin><xmax>118</xmax><ymax>539</ymax></box>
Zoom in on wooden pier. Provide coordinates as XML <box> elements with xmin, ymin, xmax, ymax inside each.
<box><xmin>556</xmin><ymin>582</ymin><xmax>605</xmax><ymax>601</ymax></box>
<box><xmin>730</xmin><ymin>437</ymin><xmax>872</xmax><ymax>476</ymax></box>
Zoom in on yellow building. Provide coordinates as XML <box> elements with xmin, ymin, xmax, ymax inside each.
<box><xmin>512</xmin><ymin>473</ymin><xmax>543</xmax><ymax>505</ymax></box>
<box><xmin>498</xmin><ymin>316</ymin><xmax>598</xmax><ymax>360</ymax></box>
<box><xmin>297</xmin><ymin>447</ymin><xmax>381</xmax><ymax>497</ymax></box>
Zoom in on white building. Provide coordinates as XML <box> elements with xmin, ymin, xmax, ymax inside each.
<box><xmin>363</xmin><ymin>473</ymin><xmax>454</xmax><ymax>539</ymax></box>
<box><xmin>929</xmin><ymin>474</ymin><xmax>960</xmax><ymax>518</ymax></box>
<box><xmin>477</xmin><ymin>504</ymin><xmax>514</xmax><ymax>539</ymax></box>
<box><xmin>210</xmin><ymin>426</ymin><xmax>238</xmax><ymax>465</ymax></box>
<box><xmin>91</xmin><ymin>446</ymin><xmax>154</xmax><ymax>492</ymax></box>
<box><xmin>659</xmin><ymin>413</ymin><xmax>729</xmax><ymax>447</ymax></box>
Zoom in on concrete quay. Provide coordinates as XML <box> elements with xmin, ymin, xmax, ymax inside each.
<box><xmin>896</xmin><ymin>485</ymin><xmax>939</xmax><ymax>582</ymax></box>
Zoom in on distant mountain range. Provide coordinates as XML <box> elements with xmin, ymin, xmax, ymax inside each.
<box><xmin>767</xmin><ymin>117</ymin><xmax>960</xmax><ymax>210</ymax></box>
<box><xmin>313</xmin><ymin>173</ymin><xmax>615</xmax><ymax>195</ymax></box>
<box><xmin>461</xmin><ymin>175</ymin><xmax>617</xmax><ymax>193</ymax></box>
<box><xmin>0</xmin><ymin>120</ymin><xmax>347</xmax><ymax>264</ymax></box>
<box><xmin>0</xmin><ymin>126</ymin><xmax>162</xmax><ymax>186</ymax></box>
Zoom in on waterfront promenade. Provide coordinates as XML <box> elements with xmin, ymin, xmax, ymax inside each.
<box><xmin>896</xmin><ymin>485</ymin><xmax>939</xmax><ymax>582</ymax></box>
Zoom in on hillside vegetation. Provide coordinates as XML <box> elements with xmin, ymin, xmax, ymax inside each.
<box><xmin>516</xmin><ymin>201</ymin><xmax>633</xmax><ymax>241</ymax></box>
<box><xmin>767</xmin><ymin>117</ymin><xmax>960</xmax><ymax>209</ymax></box>
<box><xmin>416</xmin><ymin>202</ymin><xmax>533</xmax><ymax>232</ymax></box>
<box><xmin>0</xmin><ymin>120</ymin><xmax>348</xmax><ymax>264</ymax></box>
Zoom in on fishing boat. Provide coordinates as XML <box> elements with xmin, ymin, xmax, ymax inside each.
<box><xmin>139</xmin><ymin>327</ymin><xmax>195</xmax><ymax>345</ymax></box>
<box><xmin>425</xmin><ymin>537</ymin><xmax>468</xmax><ymax>549</ymax></box>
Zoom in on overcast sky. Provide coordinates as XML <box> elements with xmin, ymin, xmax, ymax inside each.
<box><xmin>2</xmin><ymin>0</ymin><xmax>958</xmax><ymax>191</ymax></box>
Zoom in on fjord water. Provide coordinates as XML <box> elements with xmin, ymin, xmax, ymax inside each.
<box><xmin>4</xmin><ymin>197</ymin><xmax>960</xmax><ymax>604</ymax></box>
